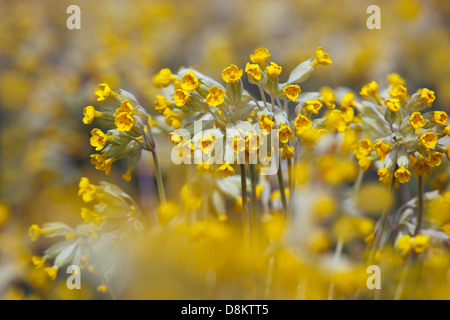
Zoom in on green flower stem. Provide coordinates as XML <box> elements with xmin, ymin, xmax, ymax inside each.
<box><xmin>277</xmin><ymin>158</ymin><xmax>288</xmax><ymax>216</ymax></box>
<box><xmin>151</xmin><ymin>150</ymin><xmax>166</xmax><ymax>204</ymax></box>
<box><xmin>249</xmin><ymin>164</ymin><xmax>258</xmax><ymax>236</ymax></box>
<box><xmin>414</xmin><ymin>175</ymin><xmax>423</xmax><ymax>236</ymax></box>
<box><xmin>356</xmin><ymin>168</ymin><xmax>396</xmax><ymax>300</ymax></box>
<box><xmin>240</xmin><ymin>164</ymin><xmax>250</xmax><ymax>241</ymax></box>
<box><xmin>258</xmin><ymin>84</ymin><xmax>269</xmax><ymax>110</ymax></box>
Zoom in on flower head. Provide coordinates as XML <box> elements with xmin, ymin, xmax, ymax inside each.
<box><xmin>279</xmin><ymin>124</ymin><xmax>293</xmax><ymax>144</ymax></box>
<box><xmin>384</xmin><ymin>98</ymin><xmax>401</xmax><ymax>112</ymax></box>
<box><xmin>419</xmin><ymin>132</ymin><xmax>438</xmax><ymax>149</ymax></box>
<box><xmin>217</xmin><ymin>164</ymin><xmax>234</xmax><ymax>178</ymax></box>
<box><xmin>173</xmin><ymin>89</ymin><xmax>190</xmax><ymax>107</ymax></box>
<box><xmin>418</xmin><ymin>88</ymin><xmax>435</xmax><ymax>105</ymax></box>
<box><xmin>311</xmin><ymin>47</ymin><xmax>332</xmax><ymax>66</ymax></box>
<box><xmin>82</xmin><ymin>106</ymin><xmax>103</xmax><ymax>125</ymax></box>
<box><xmin>245</xmin><ymin>63</ymin><xmax>262</xmax><ymax>81</ymax></box>
<box><xmin>95</xmin><ymin>83</ymin><xmax>119</xmax><ymax>101</ymax></box>
<box><xmin>222</xmin><ymin>64</ymin><xmax>243</xmax><ymax>84</ymax></box>
<box><xmin>181</xmin><ymin>71</ymin><xmax>199</xmax><ymax>91</ymax></box>
<box><xmin>206</xmin><ymin>86</ymin><xmax>225</xmax><ymax>107</ymax></box>
<box><xmin>433</xmin><ymin>111</ymin><xmax>448</xmax><ymax>125</ymax></box>
<box><xmin>304</xmin><ymin>100</ymin><xmax>322</xmax><ymax>114</ymax></box>
<box><xmin>294</xmin><ymin>114</ymin><xmax>312</xmax><ymax>135</ymax></box>
<box><xmin>115</xmin><ymin>112</ymin><xmax>134</xmax><ymax>132</ymax></box>
<box><xmin>395</xmin><ymin>166</ymin><xmax>411</xmax><ymax>184</ymax></box>
<box><xmin>266</xmin><ymin>62</ymin><xmax>282</xmax><ymax>79</ymax></box>
<box><xmin>250</xmin><ymin>48</ymin><xmax>271</xmax><ymax>68</ymax></box>
<box><xmin>284</xmin><ymin>85</ymin><xmax>301</xmax><ymax>101</ymax></box>
<box><xmin>153</xmin><ymin>68</ymin><xmax>175</xmax><ymax>88</ymax></box>
<box><xmin>409</xmin><ymin>112</ymin><xmax>425</xmax><ymax>129</ymax></box>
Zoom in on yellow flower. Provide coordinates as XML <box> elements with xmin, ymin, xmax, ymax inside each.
<box><xmin>397</xmin><ymin>234</ymin><xmax>430</xmax><ymax>258</ymax></box>
<box><xmin>217</xmin><ymin>164</ymin><xmax>234</xmax><ymax>178</ymax></box>
<box><xmin>245</xmin><ymin>133</ymin><xmax>260</xmax><ymax>152</ymax></box>
<box><xmin>387</xmin><ymin>73</ymin><xmax>406</xmax><ymax>86</ymax></box>
<box><xmin>221</xmin><ymin>64</ymin><xmax>243</xmax><ymax>84</ymax></box>
<box><xmin>445</xmin><ymin>146</ymin><xmax>450</xmax><ymax>161</ymax></box>
<box><xmin>152</xmin><ymin>68</ymin><xmax>175</xmax><ymax>88</ymax></box>
<box><xmin>320</xmin><ymin>86</ymin><xmax>335</xmax><ymax>109</ymax></box>
<box><xmin>412</xmin><ymin>235</ymin><xmax>429</xmax><ymax>253</ymax></box>
<box><xmin>173</xmin><ymin>89</ymin><xmax>190</xmax><ymax>107</ymax></box>
<box><xmin>154</xmin><ymin>95</ymin><xmax>172</xmax><ymax>113</ymax></box>
<box><xmin>115</xmin><ymin>112</ymin><xmax>134</xmax><ymax>132</ymax></box>
<box><xmin>388</xmin><ymin>84</ymin><xmax>407</xmax><ymax>99</ymax></box>
<box><xmin>377</xmin><ymin>167</ymin><xmax>391</xmax><ymax>185</ymax></box>
<box><xmin>82</xmin><ymin>106</ymin><xmax>104</xmax><ymax>125</ymax></box>
<box><xmin>341</xmin><ymin>92</ymin><xmax>356</xmax><ymax>109</ymax></box>
<box><xmin>283</xmin><ymin>85</ymin><xmax>301</xmax><ymax>101</ymax></box>
<box><xmin>418</xmin><ymin>88</ymin><xmax>435</xmax><ymax>104</ymax></box>
<box><xmin>384</xmin><ymin>98</ymin><xmax>401</xmax><ymax>112</ymax></box>
<box><xmin>279</xmin><ymin>124</ymin><xmax>293</xmax><ymax>144</ymax></box>
<box><xmin>95</xmin><ymin>83</ymin><xmax>119</xmax><ymax>101</ymax></box>
<box><xmin>304</xmin><ymin>100</ymin><xmax>322</xmax><ymax>114</ymax></box>
<box><xmin>314</xmin><ymin>195</ymin><xmax>336</xmax><ymax>221</ymax></box>
<box><xmin>294</xmin><ymin>114</ymin><xmax>312</xmax><ymax>135</ymax></box>
<box><xmin>266</xmin><ymin>62</ymin><xmax>282</xmax><ymax>79</ymax></box>
<box><xmin>97</xmin><ymin>285</ymin><xmax>108</xmax><ymax>293</ymax></box>
<box><xmin>433</xmin><ymin>111</ymin><xmax>448</xmax><ymax>125</ymax></box>
<box><xmin>411</xmin><ymin>154</ymin><xmax>430</xmax><ymax>176</ymax></box>
<box><xmin>245</xmin><ymin>63</ymin><xmax>262</xmax><ymax>81</ymax></box>
<box><xmin>196</xmin><ymin>163</ymin><xmax>215</xmax><ymax>174</ymax></box>
<box><xmin>90</xmin><ymin>128</ymin><xmax>112</xmax><ymax>151</ymax></box>
<box><xmin>397</xmin><ymin>235</ymin><xmax>413</xmax><ymax>257</ymax></box>
<box><xmin>394</xmin><ymin>166</ymin><xmax>411</xmax><ymax>184</ymax></box>
<box><xmin>358</xmin><ymin>139</ymin><xmax>372</xmax><ymax>156</ymax></box>
<box><xmin>121</xmin><ymin>170</ymin><xmax>132</xmax><ymax>182</ymax></box>
<box><xmin>31</xmin><ymin>256</ymin><xmax>46</xmax><ymax>268</ymax></box>
<box><xmin>90</xmin><ymin>154</ymin><xmax>113</xmax><ymax>175</ymax></box>
<box><xmin>311</xmin><ymin>47</ymin><xmax>332</xmax><ymax>67</ymax></box>
<box><xmin>427</xmin><ymin>151</ymin><xmax>443</xmax><ymax>167</ymax></box>
<box><xmin>44</xmin><ymin>266</ymin><xmax>58</xmax><ymax>280</ymax></box>
<box><xmin>29</xmin><ymin>224</ymin><xmax>43</xmax><ymax>241</ymax></box>
<box><xmin>324</xmin><ymin>110</ymin><xmax>346</xmax><ymax>132</ymax></box>
<box><xmin>233</xmin><ymin>137</ymin><xmax>246</xmax><ymax>154</ymax></box>
<box><xmin>409</xmin><ymin>112</ymin><xmax>425</xmax><ymax>129</ymax></box>
<box><xmin>206</xmin><ymin>86</ymin><xmax>225</xmax><ymax>107</ymax></box>
<box><xmin>250</xmin><ymin>48</ymin><xmax>271</xmax><ymax>68</ymax></box>
<box><xmin>374</xmin><ymin>141</ymin><xmax>391</xmax><ymax>163</ymax></box>
<box><xmin>198</xmin><ymin>134</ymin><xmax>216</xmax><ymax>154</ymax></box>
<box><xmin>280</xmin><ymin>144</ymin><xmax>294</xmax><ymax>160</ymax></box>
<box><xmin>115</xmin><ymin>100</ymin><xmax>135</xmax><ymax>117</ymax></box>
<box><xmin>168</xmin><ymin>132</ymin><xmax>184</xmax><ymax>145</ymax></box>
<box><xmin>181</xmin><ymin>71</ymin><xmax>199</xmax><ymax>91</ymax></box>
<box><xmin>80</xmin><ymin>208</ymin><xmax>103</xmax><ymax>226</ymax></box>
<box><xmin>163</xmin><ymin>108</ymin><xmax>182</xmax><ymax>129</ymax></box>
<box><xmin>78</xmin><ymin>177</ymin><xmax>97</xmax><ymax>202</ymax></box>
<box><xmin>258</xmin><ymin>114</ymin><xmax>274</xmax><ymax>134</ymax></box>
<box><xmin>418</xmin><ymin>132</ymin><xmax>438</xmax><ymax>149</ymax></box>
<box><xmin>157</xmin><ymin>201</ymin><xmax>181</xmax><ymax>226</ymax></box>
<box><xmin>360</xmin><ymin>81</ymin><xmax>380</xmax><ymax>102</ymax></box>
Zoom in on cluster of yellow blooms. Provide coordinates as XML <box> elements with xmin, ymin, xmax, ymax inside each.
<box><xmin>27</xmin><ymin>47</ymin><xmax>450</xmax><ymax>300</ymax></box>
<box><xmin>28</xmin><ymin>178</ymin><xmax>144</xmax><ymax>291</ymax></box>
<box><xmin>83</xmin><ymin>85</ymin><xmax>156</xmax><ymax>182</ymax></box>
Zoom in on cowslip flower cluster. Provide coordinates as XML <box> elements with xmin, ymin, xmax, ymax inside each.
<box><xmin>83</xmin><ymin>84</ymin><xmax>156</xmax><ymax>181</ymax></box>
<box><xmin>338</xmin><ymin>75</ymin><xmax>448</xmax><ymax>186</ymax></box>
<box><xmin>29</xmin><ymin>178</ymin><xmax>144</xmax><ymax>289</ymax></box>
<box><xmin>151</xmin><ymin>47</ymin><xmax>331</xmax><ymax>178</ymax></box>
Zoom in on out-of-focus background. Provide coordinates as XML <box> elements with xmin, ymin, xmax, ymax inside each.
<box><xmin>0</xmin><ymin>0</ymin><xmax>449</xmax><ymax>299</ymax></box>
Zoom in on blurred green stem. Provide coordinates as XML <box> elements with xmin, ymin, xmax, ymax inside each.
<box><xmin>414</xmin><ymin>175</ymin><xmax>423</xmax><ymax>236</ymax></box>
<box><xmin>151</xmin><ymin>150</ymin><xmax>166</xmax><ymax>204</ymax></box>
